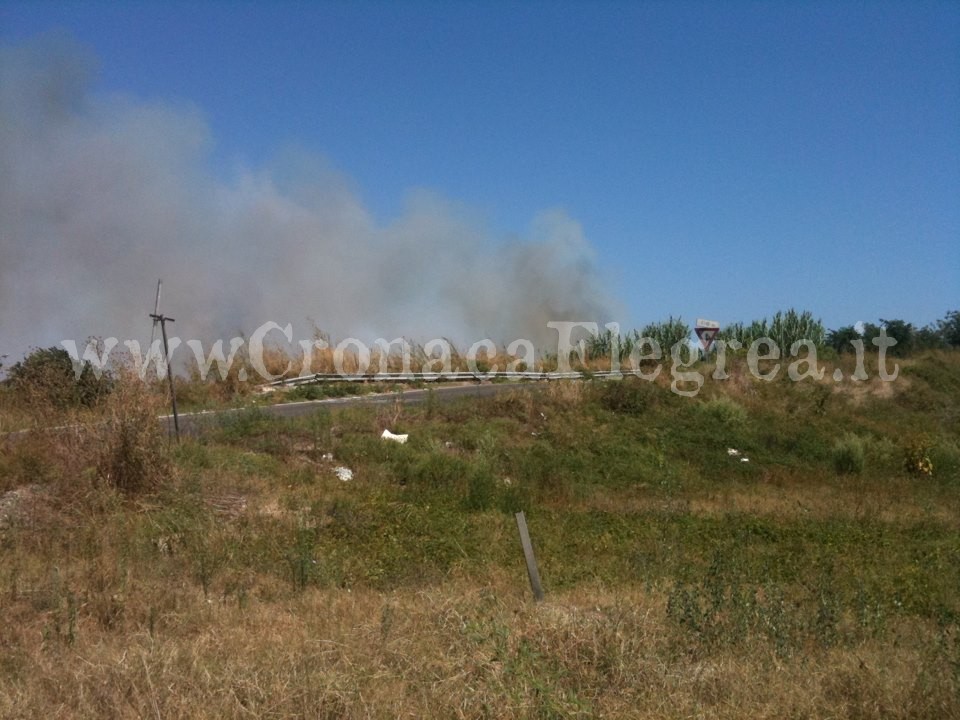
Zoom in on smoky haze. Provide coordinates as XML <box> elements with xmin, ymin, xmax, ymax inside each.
<box><xmin>0</xmin><ymin>34</ymin><xmax>618</xmax><ymax>361</ymax></box>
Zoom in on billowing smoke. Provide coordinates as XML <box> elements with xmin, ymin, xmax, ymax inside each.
<box><xmin>1</xmin><ymin>34</ymin><xmax>617</xmax><ymax>361</ymax></box>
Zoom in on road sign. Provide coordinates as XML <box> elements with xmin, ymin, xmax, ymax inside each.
<box><xmin>695</xmin><ymin>318</ymin><xmax>720</xmax><ymax>353</ymax></box>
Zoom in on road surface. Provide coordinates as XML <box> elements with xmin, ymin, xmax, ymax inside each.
<box><xmin>1</xmin><ymin>382</ymin><xmax>543</xmax><ymax>442</ymax></box>
<box><xmin>163</xmin><ymin>381</ymin><xmax>539</xmax><ymax>435</ymax></box>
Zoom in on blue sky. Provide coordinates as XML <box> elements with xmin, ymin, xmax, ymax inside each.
<box><xmin>1</xmin><ymin>0</ymin><xmax>958</xmax><ymax>344</ymax></box>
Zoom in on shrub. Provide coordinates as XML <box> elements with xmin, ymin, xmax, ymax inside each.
<box><xmin>832</xmin><ymin>434</ymin><xmax>865</xmax><ymax>475</ymax></box>
<box><xmin>5</xmin><ymin>345</ymin><xmax>112</xmax><ymax>409</ymax></box>
<box><xmin>594</xmin><ymin>378</ymin><xmax>659</xmax><ymax>415</ymax></box>
<box><xmin>863</xmin><ymin>435</ymin><xmax>899</xmax><ymax>472</ymax></box>
<box><xmin>699</xmin><ymin>396</ymin><xmax>748</xmax><ymax>426</ymax></box>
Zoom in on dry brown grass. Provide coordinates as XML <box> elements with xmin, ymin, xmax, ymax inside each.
<box><xmin>92</xmin><ymin>372</ymin><xmax>172</xmax><ymax>494</ymax></box>
<box><xmin>0</xmin><ymin>574</ymin><xmax>954</xmax><ymax>719</ymax></box>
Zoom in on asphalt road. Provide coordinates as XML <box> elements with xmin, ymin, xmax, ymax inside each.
<box><xmin>1</xmin><ymin>382</ymin><xmax>541</xmax><ymax>441</ymax></box>
<box><xmin>163</xmin><ymin>381</ymin><xmax>538</xmax><ymax>436</ymax></box>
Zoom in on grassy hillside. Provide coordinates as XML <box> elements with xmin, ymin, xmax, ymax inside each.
<box><xmin>1</xmin><ymin>352</ymin><xmax>958</xmax><ymax>718</ymax></box>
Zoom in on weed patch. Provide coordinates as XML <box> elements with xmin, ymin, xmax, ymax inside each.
<box><xmin>832</xmin><ymin>433</ymin><xmax>866</xmax><ymax>475</ymax></box>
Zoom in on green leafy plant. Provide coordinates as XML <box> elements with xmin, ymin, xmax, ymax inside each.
<box><xmin>699</xmin><ymin>396</ymin><xmax>748</xmax><ymax>426</ymax></box>
<box><xmin>832</xmin><ymin>434</ymin><xmax>865</xmax><ymax>475</ymax></box>
<box><xmin>6</xmin><ymin>345</ymin><xmax>112</xmax><ymax>409</ymax></box>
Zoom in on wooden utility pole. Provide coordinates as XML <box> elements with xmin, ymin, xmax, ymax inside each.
<box><xmin>150</xmin><ymin>312</ymin><xmax>180</xmax><ymax>441</ymax></box>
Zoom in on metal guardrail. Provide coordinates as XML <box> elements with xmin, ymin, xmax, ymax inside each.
<box><xmin>266</xmin><ymin>369</ymin><xmax>623</xmax><ymax>388</ymax></box>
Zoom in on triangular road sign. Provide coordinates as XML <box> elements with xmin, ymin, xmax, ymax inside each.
<box><xmin>695</xmin><ymin>318</ymin><xmax>720</xmax><ymax>353</ymax></box>
<box><xmin>695</xmin><ymin>327</ymin><xmax>720</xmax><ymax>352</ymax></box>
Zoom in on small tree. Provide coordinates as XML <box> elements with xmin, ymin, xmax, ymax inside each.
<box><xmin>937</xmin><ymin>310</ymin><xmax>960</xmax><ymax>348</ymax></box>
<box><xmin>6</xmin><ymin>346</ymin><xmax>112</xmax><ymax>408</ymax></box>
<box><xmin>826</xmin><ymin>326</ymin><xmax>862</xmax><ymax>354</ymax></box>
<box><xmin>914</xmin><ymin>325</ymin><xmax>946</xmax><ymax>351</ymax></box>
<box><xmin>878</xmin><ymin>319</ymin><xmax>915</xmax><ymax>357</ymax></box>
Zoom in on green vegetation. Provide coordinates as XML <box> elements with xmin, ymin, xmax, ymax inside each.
<box><xmin>1</xmin><ymin>347</ymin><xmax>959</xmax><ymax>717</ymax></box>
<box><xmin>637</xmin><ymin>315</ymin><xmax>693</xmax><ymax>354</ymax></box>
<box><xmin>286</xmin><ymin>380</ymin><xmax>408</xmax><ymax>401</ymax></box>
<box><xmin>831</xmin><ymin>433</ymin><xmax>866</xmax><ymax>475</ymax></box>
<box><xmin>722</xmin><ymin>309</ymin><xmax>826</xmax><ymax>351</ymax></box>
<box><xmin>829</xmin><ymin>310</ymin><xmax>960</xmax><ymax>355</ymax></box>
<box><xmin>5</xmin><ymin>345</ymin><xmax>113</xmax><ymax>409</ymax></box>
<box><xmin>584</xmin><ymin>308</ymin><xmax>960</xmax><ymax>365</ymax></box>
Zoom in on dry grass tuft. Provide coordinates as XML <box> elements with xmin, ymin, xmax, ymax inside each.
<box><xmin>92</xmin><ymin>373</ymin><xmax>172</xmax><ymax>494</ymax></box>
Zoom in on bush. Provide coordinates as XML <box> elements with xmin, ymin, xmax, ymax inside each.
<box><xmin>595</xmin><ymin>378</ymin><xmax>660</xmax><ymax>415</ymax></box>
<box><xmin>6</xmin><ymin>345</ymin><xmax>112</xmax><ymax>409</ymax></box>
<box><xmin>863</xmin><ymin>435</ymin><xmax>899</xmax><ymax>472</ymax></box>
<box><xmin>832</xmin><ymin>434</ymin><xmax>865</xmax><ymax>475</ymax></box>
<box><xmin>699</xmin><ymin>396</ymin><xmax>748</xmax><ymax>426</ymax></box>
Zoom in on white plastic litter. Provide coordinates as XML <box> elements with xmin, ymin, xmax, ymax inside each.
<box><xmin>381</xmin><ymin>429</ymin><xmax>409</xmax><ymax>444</ymax></box>
<box><xmin>334</xmin><ymin>466</ymin><xmax>353</xmax><ymax>482</ymax></box>
<box><xmin>727</xmin><ymin>448</ymin><xmax>741</xmax><ymax>457</ymax></box>
<box><xmin>740</xmin><ymin>457</ymin><xmax>750</xmax><ymax>463</ymax></box>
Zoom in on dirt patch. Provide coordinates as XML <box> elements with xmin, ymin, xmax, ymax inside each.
<box><xmin>831</xmin><ymin>375</ymin><xmax>904</xmax><ymax>404</ymax></box>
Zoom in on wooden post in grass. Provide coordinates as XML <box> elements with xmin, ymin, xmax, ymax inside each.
<box><xmin>150</xmin><ymin>312</ymin><xmax>180</xmax><ymax>442</ymax></box>
<box><xmin>149</xmin><ymin>279</ymin><xmax>180</xmax><ymax>442</ymax></box>
<box><xmin>515</xmin><ymin>511</ymin><xmax>545</xmax><ymax>602</ymax></box>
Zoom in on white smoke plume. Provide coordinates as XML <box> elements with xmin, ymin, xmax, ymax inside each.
<box><xmin>0</xmin><ymin>34</ymin><xmax>617</xmax><ymax>361</ymax></box>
